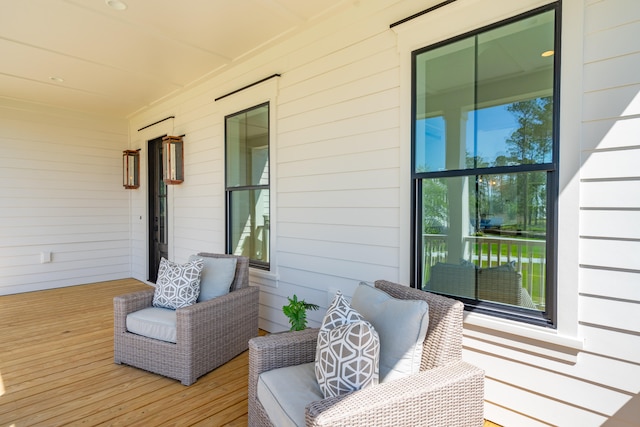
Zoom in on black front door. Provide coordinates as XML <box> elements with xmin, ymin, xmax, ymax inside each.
<box><xmin>148</xmin><ymin>136</ymin><xmax>168</xmax><ymax>282</ymax></box>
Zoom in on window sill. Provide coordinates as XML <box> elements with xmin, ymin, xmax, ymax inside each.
<box><xmin>463</xmin><ymin>311</ymin><xmax>584</xmax><ymax>363</ymax></box>
<box><xmin>249</xmin><ymin>268</ymin><xmax>279</xmax><ymax>288</ymax></box>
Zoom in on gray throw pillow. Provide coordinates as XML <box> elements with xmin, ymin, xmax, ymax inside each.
<box><xmin>188</xmin><ymin>255</ymin><xmax>237</xmax><ymax>301</ymax></box>
<box><xmin>152</xmin><ymin>257</ymin><xmax>203</xmax><ymax>310</ymax></box>
<box><xmin>351</xmin><ymin>283</ymin><xmax>429</xmax><ymax>383</ymax></box>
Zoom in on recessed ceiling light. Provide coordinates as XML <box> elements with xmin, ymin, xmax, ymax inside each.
<box><xmin>49</xmin><ymin>76</ymin><xmax>64</xmax><ymax>83</ymax></box>
<box><xmin>541</xmin><ymin>50</ymin><xmax>554</xmax><ymax>57</ymax></box>
<box><xmin>105</xmin><ymin>0</ymin><xmax>127</xmax><ymax>11</ymax></box>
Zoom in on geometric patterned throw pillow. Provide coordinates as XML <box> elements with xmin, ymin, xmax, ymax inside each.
<box><xmin>152</xmin><ymin>257</ymin><xmax>204</xmax><ymax>310</ymax></box>
<box><xmin>315</xmin><ymin>291</ymin><xmax>379</xmax><ymax>398</ymax></box>
<box><xmin>319</xmin><ymin>291</ymin><xmax>365</xmax><ymax>331</ymax></box>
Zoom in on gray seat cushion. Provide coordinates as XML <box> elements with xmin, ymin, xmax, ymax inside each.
<box><xmin>126</xmin><ymin>307</ymin><xmax>177</xmax><ymax>343</ymax></box>
<box><xmin>257</xmin><ymin>362</ymin><xmax>323</xmax><ymax>427</ymax></box>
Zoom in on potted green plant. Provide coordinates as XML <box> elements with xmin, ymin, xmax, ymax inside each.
<box><xmin>282</xmin><ymin>294</ymin><xmax>320</xmax><ymax>331</ymax></box>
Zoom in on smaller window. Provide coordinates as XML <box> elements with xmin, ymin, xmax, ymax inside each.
<box><xmin>225</xmin><ymin>103</ymin><xmax>270</xmax><ymax>269</ymax></box>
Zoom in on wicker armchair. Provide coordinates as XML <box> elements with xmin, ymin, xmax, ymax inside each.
<box><xmin>248</xmin><ymin>280</ymin><xmax>485</xmax><ymax>426</ymax></box>
<box><xmin>114</xmin><ymin>253</ymin><xmax>258</xmax><ymax>385</ymax></box>
<box><xmin>426</xmin><ymin>262</ymin><xmax>538</xmax><ymax>309</ymax></box>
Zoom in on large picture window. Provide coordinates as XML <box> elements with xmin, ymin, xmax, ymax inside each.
<box><xmin>412</xmin><ymin>5</ymin><xmax>559</xmax><ymax>325</ymax></box>
<box><xmin>226</xmin><ymin>103</ymin><xmax>270</xmax><ymax>269</ymax></box>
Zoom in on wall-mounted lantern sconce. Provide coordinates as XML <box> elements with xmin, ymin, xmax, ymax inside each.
<box><xmin>162</xmin><ymin>135</ymin><xmax>184</xmax><ymax>184</ymax></box>
<box><xmin>123</xmin><ymin>149</ymin><xmax>141</xmax><ymax>189</ymax></box>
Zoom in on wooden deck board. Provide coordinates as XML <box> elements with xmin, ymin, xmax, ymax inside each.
<box><xmin>0</xmin><ymin>279</ymin><xmax>501</xmax><ymax>426</ymax></box>
<box><xmin>0</xmin><ymin>279</ymin><xmax>235</xmax><ymax>427</ymax></box>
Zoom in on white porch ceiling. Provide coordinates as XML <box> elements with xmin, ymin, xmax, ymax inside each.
<box><xmin>0</xmin><ymin>0</ymin><xmax>351</xmax><ymax>118</ymax></box>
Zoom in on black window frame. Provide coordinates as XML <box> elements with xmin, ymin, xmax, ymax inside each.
<box><xmin>225</xmin><ymin>101</ymin><xmax>271</xmax><ymax>270</ymax></box>
<box><xmin>410</xmin><ymin>3</ymin><xmax>561</xmax><ymax>327</ymax></box>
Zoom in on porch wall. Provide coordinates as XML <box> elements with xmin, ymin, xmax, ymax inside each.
<box><xmin>127</xmin><ymin>0</ymin><xmax>407</xmax><ymax>319</ymax></box>
<box><xmin>124</xmin><ymin>0</ymin><xmax>639</xmax><ymax>426</ymax></box>
<box><xmin>0</xmin><ymin>98</ymin><xmax>130</xmax><ymax>295</ymax></box>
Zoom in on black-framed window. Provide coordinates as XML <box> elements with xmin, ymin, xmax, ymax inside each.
<box><xmin>225</xmin><ymin>102</ymin><xmax>270</xmax><ymax>269</ymax></box>
<box><xmin>411</xmin><ymin>4</ymin><xmax>559</xmax><ymax>326</ymax></box>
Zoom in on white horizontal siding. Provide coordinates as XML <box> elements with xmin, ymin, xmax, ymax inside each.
<box><xmin>467</xmin><ymin>349</ymin><xmax>636</xmax><ymax>422</ymax></box>
<box><xmin>278</xmin><ymin>237</ymin><xmax>398</xmax><ymax>268</ymax></box>
<box><xmin>584</xmin><ymin>53</ymin><xmax>640</xmax><ymax>93</ymax></box>
<box><xmin>582</xmin><ymin>116</ymin><xmax>640</xmax><ymax>151</ymax></box>
<box><xmin>580</xmin><ymin>210</ymin><xmax>640</xmax><ymax>239</ymax></box>
<box><xmin>582</xmin><ymin>83</ymin><xmax>640</xmax><ymax>122</ymax></box>
<box><xmin>277</xmin><ymin>252</ymin><xmax>398</xmax><ymax>285</ymax></box>
<box><xmin>278</xmin><ymin>48</ymin><xmax>399</xmax><ymax>117</ymax></box>
<box><xmin>581</xmin><ymin>180</ymin><xmax>640</xmax><ymax>208</ymax></box>
<box><xmin>278</xmin><ymin>188</ymin><xmax>399</xmax><ymax>209</ymax></box>
<box><xmin>584</xmin><ymin>0</ymin><xmax>638</xmax><ymax>33</ymax></box>
<box><xmin>574</xmin><ymin>1</ymin><xmax>640</xmax><ymax>427</ymax></box>
<box><xmin>278</xmin><ymin>108</ymin><xmax>399</xmax><ymax>149</ymax></box>
<box><xmin>278</xmin><ymin>126</ymin><xmax>399</xmax><ymax>165</ymax></box>
<box><xmin>581</xmin><ymin>148</ymin><xmax>640</xmax><ymax>180</ymax></box>
<box><xmin>0</xmin><ymin>99</ymin><xmax>129</xmax><ymax>295</ymax></box>
<box><xmin>580</xmin><ymin>267</ymin><xmax>640</xmax><ymax>301</ymax></box>
<box><xmin>278</xmin><ymin>222</ymin><xmax>399</xmax><ymax>247</ymax></box>
<box><xmin>485</xmin><ymin>379</ymin><xmax>610</xmax><ymax>426</ymax></box>
<box><xmin>278</xmin><ymin>165</ymin><xmax>400</xmax><ymax>193</ymax></box>
<box><xmin>580</xmin><ymin>323</ymin><xmax>640</xmax><ymax>364</ymax></box>
<box><xmin>580</xmin><ymin>294</ymin><xmax>640</xmax><ymax>332</ymax></box>
<box><xmin>277</xmin><ymin>207</ymin><xmax>398</xmax><ymax>228</ymax></box>
<box><xmin>585</xmin><ymin>18</ymin><xmax>640</xmax><ymax>63</ymax></box>
<box><xmin>278</xmin><ymin>146</ymin><xmax>399</xmax><ymax>180</ymax></box>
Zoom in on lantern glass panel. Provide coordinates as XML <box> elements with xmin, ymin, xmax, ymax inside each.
<box><xmin>123</xmin><ymin>150</ymin><xmax>140</xmax><ymax>189</ymax></box>
<box><xmin>162</xmin><ymin>136</ymin><xmax>184</xmax><ymax>184</ymax></box>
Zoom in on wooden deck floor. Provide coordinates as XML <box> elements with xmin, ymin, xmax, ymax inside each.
<box><xmin>0</xmin><ymin>279</ymin><xmax>501</xmax><ymax>426</ymax></box>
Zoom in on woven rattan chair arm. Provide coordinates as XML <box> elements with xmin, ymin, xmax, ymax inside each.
<box><xmin>114</xmin><ymin>289</ymin><xmax>154</xmax><ymax>312</ymax></box>
<box><xmin>113</xmin><ymin>289</ymin><xmax>154</xmax><ymax>334</ymax></box>
<box><xmin>177</xmin><ymin>286</ymin><xmax>257</xmax><ymax>318</ymax></box>
<box><xmin>248</xmin><ymin>328</ymin><xmax>320</xmax><ymax>426</ymax></box>
<box><xmin>305</xmin><ymin>361</ymin><xmax>485</xmax><ymax>427</ymax></box>
<box><xmin>176</xmin><ymin>286</ymin><xmax>259</xmax><ymax>347</ymax></box>
<box><xmin>249</xmin><ymin>328</ymin><xmax>319</xmax><ymax>374</ymax></box>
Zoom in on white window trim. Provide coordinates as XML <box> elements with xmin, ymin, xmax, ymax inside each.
<box><xmin>216</xmin><ymin>77</ymin><xmax>280</xmax><ymax>287</ymax></box>
<box><xmin>394</xmin><ymin>0</ymin><xmax>583</xmax><ymax>356</ymax></box>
